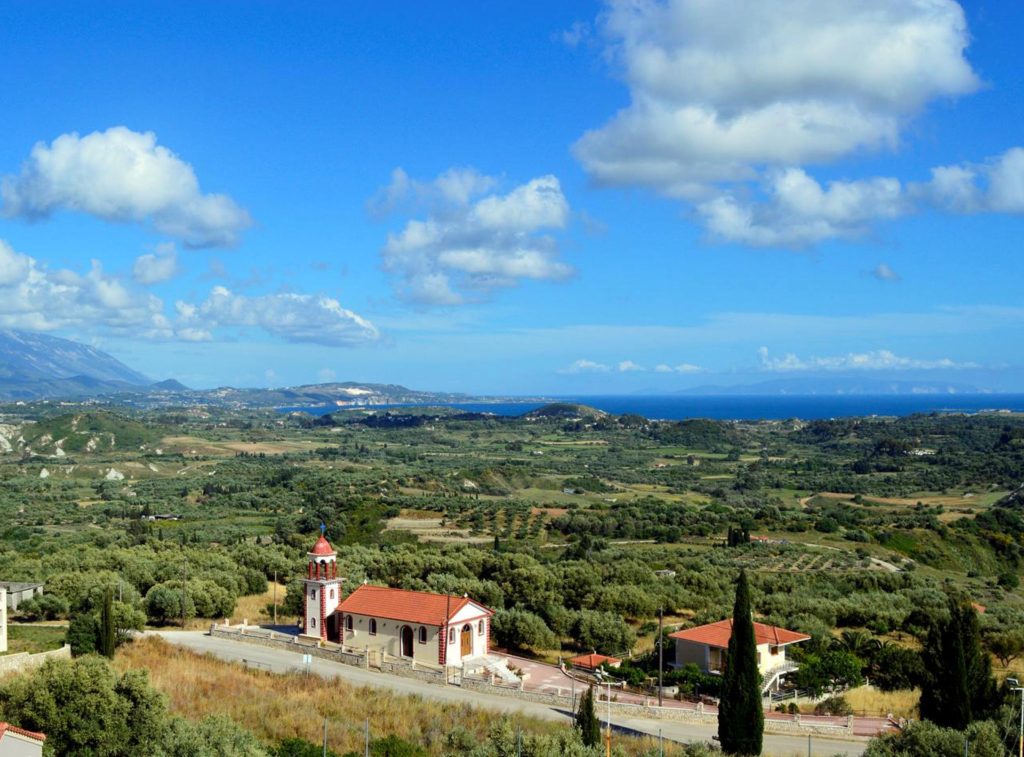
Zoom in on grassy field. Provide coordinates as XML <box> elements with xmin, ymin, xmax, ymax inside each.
<box><xmin>3</xmin><ymin>624</ymin><xmax>67</xmax><ymax>655</ymax></box>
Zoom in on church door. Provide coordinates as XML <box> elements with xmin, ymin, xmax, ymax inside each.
<box><xmin>401</xmin><ymin>626</ymin><xmax>414</xmax><ymax>658</ymax></box>
<box><xmin>461</xmin><ymin>624</ymin><xmax>472</xmax><ymax>657</ymax></box>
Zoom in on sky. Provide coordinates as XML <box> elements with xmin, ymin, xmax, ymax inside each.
<box><xmin>0</xmin><ymin>0</ymin><xmax>1022</xmax><ymax>394</ymax></box>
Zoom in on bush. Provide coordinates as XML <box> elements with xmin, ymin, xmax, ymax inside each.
<box><xmin>491</xmin><ymin>608</ymin><xmax>557</xmax><ymax>651</ymax></box>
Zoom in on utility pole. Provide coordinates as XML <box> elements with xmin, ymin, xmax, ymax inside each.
<box><xmin>364</xmin><ymin>718</ymin><xmax>369</xmax><ymax>757</ymax></box>
<box><xmin>322</xmin><ymin>717</ymin><xmax>327</xmax><ymax>757</ymax></box>
<box><xmin>181</xmin><ymin>560</ymin><xmax>188</xmax><ymax>629</ymax></box>
<box><xmin>273</xmin><ymin>570</ymin><xmax>278</xmax><ymax>626</ymax></box>
<box><xmin>606</xmin><ymin>680</ymin><xmax>612</xmax><ymax>757</ymax></box>
<box><xmin>657</xmin><ymin>607</ymin><xmax>664</xmax><ymax>708</ymax></box>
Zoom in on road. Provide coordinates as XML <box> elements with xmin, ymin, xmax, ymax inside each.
<box><xmin>153</xmin><ymin>631</ymin><xmax>867</xmax><ymax>756</ymax></box>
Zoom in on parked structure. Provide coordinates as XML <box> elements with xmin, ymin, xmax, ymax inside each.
<box><xmin>0</xmin><ymin>583</ymin><xmax>43</xmax><ymax>612</ymax></box>
<box><xmin>669</xmin><ymin>619</ymin><xmax>809</xmax><ymax>692</ymax></box>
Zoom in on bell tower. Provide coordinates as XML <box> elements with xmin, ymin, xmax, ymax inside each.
<box><xmin>301</xmin><ymin>525</ymin><xmax>342</xmax><ymax>642</ymax></box>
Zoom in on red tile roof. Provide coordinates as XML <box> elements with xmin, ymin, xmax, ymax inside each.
<box><xmin>569</xmin><ymin>653</ymin><xmax>621</xmax><ymax>669</ymax></box>
<box><xmin>0</xmin><ymin>722</ymin><xmax>46</xmax><ymax>743</ymax></box>
<box><xmin>669</xmin><ymin>619</ymin><xmax>809</xmax><ymax>649</ymax></box>
<box><xmin>309</xmin><ymin>535</ymin><xmax>335</xmax><ymax>556</ymax></box>
<box><xmin>337</xmin><ymin>584</ymin><xmax>492</xmax><ymax>626</ymax></box>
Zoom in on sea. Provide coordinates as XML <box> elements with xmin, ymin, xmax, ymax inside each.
<box><xmin>281</xmin><ymin>394</ymin><xmax>1024</xmax><ymax>422</ymax></box>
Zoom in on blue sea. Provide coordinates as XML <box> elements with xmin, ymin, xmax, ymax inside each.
<box><xmin>282</xmin><ymin>394</ymin><xmax>1024</xmax><ymax>421</ymax></box>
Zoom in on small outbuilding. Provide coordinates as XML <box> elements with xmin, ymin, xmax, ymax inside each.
<box><xmin>569</xmin><ymin>653</ymin><xmax>622</xmax><ymax>672</ymax></box>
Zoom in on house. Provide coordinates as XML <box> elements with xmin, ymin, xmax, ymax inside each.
<box><xmin>669</xmin><ymin>619</ymin><xmax>809</xmax><ymax>692</ymax></box>
<box><xmin>337</xmin><ymin>584</ymin><xmax>492</xmax><ymax>667</ymax></box>
<box><xmin>569</xmin><ymin>653</ymin><xmax>621</xmax><ymax>672</ymax></box>
<box><xmin>300</xmin><ymin>531</ymin><xmax>493</xmax><ymax>669</ymax></box>
<box><xmin>0</xmin><ymin>722</ymin><xmax>46</xmax><ymax>756</ymax></box>
<box><xmin>0</xmin><ymin>583</ymin><xmax>44</xmax><ymax>612</ymax></box>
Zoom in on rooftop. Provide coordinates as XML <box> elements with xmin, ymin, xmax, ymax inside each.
<box><xmin>337</xmin><ymin>584</ymin><xmax>491</xmax><ymax>626</ymax></box>
<box><xmin>0</xmin><ymin>722</ymin><xmax>47</xmax><ymax>744</ymax></box>
<box><xmin>569</xmin><ymin>653</ymin><xmax>621</xmax><ymax>669</ymax></box>
<box><xmin>669</xmin><ymin>619</ymin><xmax>810</xmax><ymax>649</ymax></box>
<box><xmin>309</xmin><ymin>535</ymin><xmax>335</xmax><ymax>557</ymax></box>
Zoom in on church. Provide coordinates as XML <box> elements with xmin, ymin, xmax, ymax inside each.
<box><xmin>300</xmin><ymin>531</ymin><xmax>493</xmax><ymax>668</ymax></box>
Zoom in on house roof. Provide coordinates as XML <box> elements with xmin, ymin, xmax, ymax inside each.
<box><xmin>669</xmin><ymin>619</ymin><xmax>809</xmax><ymax>649</ymax></box>
<box><xmin>337</xmin><ymin>584</ymin><xmax>492</xmax><ymax>626</ymax></box>
<box><xmin>569</xmin><ymin>653</ymin><xmax>621</xmax><ymax>669</ymax></box>
<box><xmin>0</xmin><ymin>722</ymin><xmax>47</xmax><ymax>744</ymax></box>
<box><xmin>309</xmin><ymin>535</ymin><xmax>335</xmax><ymax>556</ymax></box>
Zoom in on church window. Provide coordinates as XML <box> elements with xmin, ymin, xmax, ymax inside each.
<box><xmin>310</xmin><ymin>618</ymin><xmax>316</xmax><ymax>628</ymax></box>
<box><xmin>369</xmin><ymin>618</ymin><xmax>377</xmax><ymax>635</ymax></box>
<box><xmin>345</xmin><ymin>615</ymin><xmax>353</xmax><ymax>632</ymax></box>
<box><xmin>418</xmin><ymin>626</ymin><xmax>427</xmax><ymax>644</ymax></box>
<box><xmin>330</xmin><ymin>589</ymin><xmax>335</xmax><ymax>599</ymax></box>
<box><xmin>478</xmin><ymin>620</ymin><xmax>485</xmax><ymax>636</ymax></box>
<box><xmin>449</xmin><ymin>628</ymin><xmax>456</xmax><ymax>645</ymax></box>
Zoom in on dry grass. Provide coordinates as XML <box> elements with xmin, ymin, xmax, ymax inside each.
<box><xmin>843</xmin><ymin>685</ymin><xmax>919</xmax><ymax>718</ymax></box>
<box><xmin>117</xmin><ymin>637</ymin><xmax>670</xmax><ymax>755</ymax></box>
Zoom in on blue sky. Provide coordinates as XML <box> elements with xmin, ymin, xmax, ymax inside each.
<box><xmin>0</xmin><ymin>0</ymin><xmax>1021</xmax><ymax>394</ymax></box>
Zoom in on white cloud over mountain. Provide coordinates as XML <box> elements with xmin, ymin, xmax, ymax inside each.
<box><xmin>133</xmin><ymin>243</ymin><xmax>180</xmax><ymax>285</ymax></box>
<box><xmin>377</xmin><ymin>169</ymin><xmax>573</xmax><ymax>305</ymax></box>
<box><xmin>1</xmin><ymin>127</ymin><xmax>252</xmax><ymax>247</ymax></box>
<box><xmin>757</xmin><ymin>346</ymin><xmax>975</xmax><ymax>372</ymax></box>
<box><xmin>573</xmin><ymin>0</ymin><xmax>1024</xmax><ymax>246</ymax></box>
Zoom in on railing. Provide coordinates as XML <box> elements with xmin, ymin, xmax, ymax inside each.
<box><xmin>761</xmin><ymin>660</ymin><xmax>799</xmax><ymax>692</ymax></box>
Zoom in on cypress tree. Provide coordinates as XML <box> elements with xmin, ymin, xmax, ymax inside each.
<box><xmin>99</xmin><ymin>588</ymin><xmax>116</xmax><ymax>658</ymax></box>
<box><xmin>575</xmin><ymin>685</ymin><xmax>602</xmax><ymax>748</ymax></box>
<box><xmin>718</xmin><ymin>569</ymin><xmax>763</xmax><ymax>755</ymax></box>
<box><xmin>919</xmin><ymin>598</ymin><xmax>996</xmax><ymax>729</ymax></box>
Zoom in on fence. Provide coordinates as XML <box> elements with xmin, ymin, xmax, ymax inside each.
<box><xmin>0</xmin><ymin>644</ymin><xmax>71</xmax><ymax>676</ymax></box>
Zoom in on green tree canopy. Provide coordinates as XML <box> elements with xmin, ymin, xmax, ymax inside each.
<box><xmin>717</xmin><ymin>569</ymin><xmax>763</xmax><ymax>756</ymax></box>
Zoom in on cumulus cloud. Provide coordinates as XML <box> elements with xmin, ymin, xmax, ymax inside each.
<box><xmin>572</xmin><ymin>0</ymin><xmax>1005</xmax><ymax>245</ymax></box>
<box><xmin>871</xmin><ymin>263</ymin><xmax>902</xmax><ymax>282</ymax></box>
<box><xmin>757</xmin><ymin>346</ymin><xmax>974</xmax><ymax>372</ymax></box>
<box><xmin>378</xmin><ymin>169</ymin><xmax>574</xmax><ymax>305</ymax></box>
<box><xmin>1</xmin><ymin>127</ymin><xmax>251</xmax><ymax>247</ymax></box>
<box><xmin>654</xmin><ymin>362</ymin><xmax>703</xmax><ymax>373</ymax></box>
<box><xmin>617</xmin><ymin>360</ymin><xmax>645</xmax><ymax>372</ymax></box>
<box><xmin>132</xmin><ymin>243</ymin><xmax>180</xmax><ymax>285</ymax></box>
<box><xmin>175</xmin><ymin>286</ymin><xmax>380</xmax><ymax>347</ymax></box>
<box><xmin>558</xmin><ymin>359</ymin><xmax>610</xmax><ymax>374</ymax></box>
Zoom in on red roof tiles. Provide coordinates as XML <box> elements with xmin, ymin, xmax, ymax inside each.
<box><xmin>309</xmin><ymin>535</ymin><xmax>335</xmax><ymax>556</ymax></box>
<box><xmin>569</xmin><ymin>653</ymin><xmax>621</xmax><ymax>670</ymax></box>
<box><xmin>0</xmin><ymin>722</ymin><xmax>46</xmax><ymax>744</ymax></box>
<box><xmin>669</xmin><ymin>619</ymin><xmax>809</xmax><ymax>649</ymax></box>
<box><xmin>337</xmin><ymin>584</ymin><xmax>491</xmax><ymax>626</ymax></box>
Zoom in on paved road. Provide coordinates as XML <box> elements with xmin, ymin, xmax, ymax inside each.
<box><xmin>152</xmin><ymin>632</ymin><xmax>867</xmax><ymax>756</ymax></box>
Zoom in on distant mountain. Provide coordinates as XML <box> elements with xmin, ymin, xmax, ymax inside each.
<box><xmin>0</xmin><ymin>330</ymin><xmax>152</xmax><ymax>400</ymax></box>
<box><xmin>678</xmin><ymin>376</ymin><xmax>983</xmax><ymax>396</ymax></box>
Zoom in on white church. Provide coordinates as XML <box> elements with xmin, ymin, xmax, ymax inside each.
<box><xmin>300</xmin><ymin>531</ymin><xmax>494</xmax><ymax>668</ymax></box>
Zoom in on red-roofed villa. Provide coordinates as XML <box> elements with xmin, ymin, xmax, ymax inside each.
<box><xmin>0</xmin><ymin>722</ymin><xmax>46</xmax><ymax>756</ymax></box>
<box><xmin>669</xmin><ymin>619</ymin><xmax>810</xmax><ymax>692</ymax></box>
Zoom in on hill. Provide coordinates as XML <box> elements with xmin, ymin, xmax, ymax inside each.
<box><xmin>521</xmin><ymin>402</ymin><xmax>608</xmax><ymax>421</ymax></box>
<box><xmin>16</xmin><ymin>411</ymin><xmax>162</xmax><ymax>455</ymax></box>
<box><xmin>0</xmin><ymin>330</ymin><xmax>151</xmax><ymax>400</ymax></box>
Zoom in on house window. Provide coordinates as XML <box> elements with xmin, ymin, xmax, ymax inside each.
<box><xmin>345</xmin><ymin>615</ymin><xmax>353</xmax><ymax>632</ymax></box>
<box><xmin>369</xmin><ymin>619</ymin><xmax>377</xmax><ymax>635</ymax></box>
<box><xmin>418</xmin><ymin>626</ymin><xmax>427</xmax><ymax>644</ymax></box>
<box><xmin>478</xmin><ymin>620</ymin><xmax>485</xmax><ymax>636</ymax></box>
<box><xmin>770</xmin><ymin>645</ymin><xmax>779</xmax><ymax>655</ymax></box>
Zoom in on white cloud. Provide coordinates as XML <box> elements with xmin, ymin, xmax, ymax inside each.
<box><xmin>1</xmin><ymin>127</ymin><xmax>251</xmax><ymax>247</ymax></box>
<box><xmin>317</xmin><ymin>368</ymin><xmax>337</xmax><ymax>383</ymax></box>
<box><xmin>654</xmin><ymin>362</ymin><xmax>702</xmax><ymax>373</ymax></box>
<box><xmin>576</xmin><ymin>0</ymin><xmax>978</xmax><ymax>195</ymax></box>
<box><xmin>617</xmin><ymin>360</ymin><xmax>645</xmax><ymax>372</ymax></box>
<box><xmin>132</xmin><ymin>243</ymin><xmax>180</xmax><ymax>285</ymax></box>
<box><xmin>379</xmin><ymin>170</ymin><xmax>573</xmax><ymax>304</ymax></box>
<box><xmin>913</xmin><ymin>147</ymin><xmax>1024</xmax><ymax>214</ymax></box>
<box><xmin>558</xmin><ymin>359</ymin><xmax>610</xmax><ymax>374</ymax></box>
<box><xmin>871</xmin><ymin>263</ymin><xmax>902</xmax><ymax>282</ymax></box>
<box><xmin>699</xmin><ymin>168</ymin><xmax>907</xmax><ymax>245</ymax></box>
<box><xmin>175</xmin><ymin>286</ymin><xmax>380</xmax><ymax>347</ymax></box>
<box><xmin>572</xmin><ymin>0</ymin><xmax>998</xmax><ymax>245</ymax></box>
<box><xmin>757</xmin><ymin>346</ymin><xmax>974</xmax><ymax>372</ymax></box>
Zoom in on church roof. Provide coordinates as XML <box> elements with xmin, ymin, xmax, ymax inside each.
<box><xmin>337</xmin><ymin>584</ymin><xmax>492</xmax><ymax>626</ymax></box>
<box><xmin>309</xmin><ymin>535</ymin><xmax>335</xmax><ymax>556</ymax></box>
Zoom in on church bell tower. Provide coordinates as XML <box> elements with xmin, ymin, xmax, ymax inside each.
<box><xmin>301</xmin><ymin>526</ymin><xmax>342</xmax><ymax>642</ymax></box>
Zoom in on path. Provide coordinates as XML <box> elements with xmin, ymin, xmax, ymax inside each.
<box><xmin>152</xmin><ymin>631</ymin><xmax>868</xmax><ymax>756</ymax></box>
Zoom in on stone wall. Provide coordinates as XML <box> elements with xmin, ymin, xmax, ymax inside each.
<box><xmin>380</xmin><ymin>659</ymin><xmax>447</xmax><ymax>685</ymax></box>
<box><xmin>210</xmin><ymin>625</ymin><xmax>365</xmax><ymax>668</ymax></box>
<box><xmin>0</xmin><ymin>645</ymin><xmax>71</xmax><ymax>676</ymax></box>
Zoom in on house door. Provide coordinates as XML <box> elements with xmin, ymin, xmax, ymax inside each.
<box><xmin>401</xmin><ymin>626</ymin><xmax>414</xmax><ymax>658</ymax></box>
<box><xmin>460</xmin><ymin>624</ymin><xmax>472</xmax><ymax>657</ymax></box>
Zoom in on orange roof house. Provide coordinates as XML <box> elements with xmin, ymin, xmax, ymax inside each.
<box><xmin>0</xmin><ymin>722</ymin><xmax>46</xmax><ymax>756</ymax></box>
<box><xmin>669</xmin><ymin>619</ymin><xmax>809</xmax><ymax>693</ymax></box>
<box><xmin>569</xmin><ymin>653</ymin><xmax>622</xmax><ymax>671</ymax></box>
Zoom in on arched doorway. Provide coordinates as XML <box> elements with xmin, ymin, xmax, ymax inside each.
<box><xmin>400</xmin><ymin>625</ymin><xmax>414</xmax><ymax>658</ymax></box>
<box><xmin>460</xmin><ymin>624</ymin><xmax>472</xmax><ymax>658</ymax></box>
